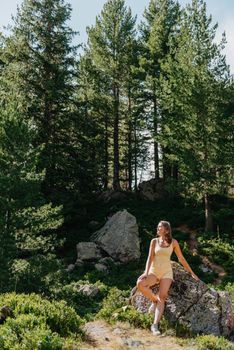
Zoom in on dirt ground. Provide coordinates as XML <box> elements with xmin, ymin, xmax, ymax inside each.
<box><xmin>80</xmin><ymin>320</ymin><xmax>197</xmax><ymax>350</ymax></box>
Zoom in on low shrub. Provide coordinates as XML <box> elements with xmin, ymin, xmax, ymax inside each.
<box><xmin>198</xmin><ymin>237</ymin><xmax>234</xmax><ymax>279</ymax></box>
<box><xmin>223</xmin><ymin>283</ymin><xmax>234</xmax><ymax>309</ymax></box>
<box><xmin>96</xmin><ymin>287</ymin><xmax>129</xmax><ymax>322</ymax></box>
<box><xmin>196</xmin><ymin>334</ymin><xmax>234</xmax><ymax>350</ymax></box>
<box><xmin>0</xmin><ymin>293</ymin><xmax>84</xmax><ymax>350</ymax></box>
<box><xmin>52</xmin><ymin>280</ymin><xmax>108</xmax><ymax>319</ymax></box>
<box><xmin>0</xmin><ymin>293</ymin><xmax>83</xmax><ymax>337</ymax></box>
<box><xmin>96</xmin><ymin>287</ymin><xmax>167</xmax><ymax>331</ymax></box>
<box><xmin>111</xmin><ymin>305</ymin><xmax>152</xmax><ymax>329</ymax></box>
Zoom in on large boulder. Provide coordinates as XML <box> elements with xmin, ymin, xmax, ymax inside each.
<box><xmin>131</xmin><ymin>262</ymin><xmax>234</xmax><ymax>336</ymax></box>
<box><xmin>91</xmin><ymin>209</ymin><xmax>141</xmax><ymax>263</ymax></box>
<box><xmin>138</xmin><ymin>178</ymin><xmax>167</xmax><ymax>201</ymax></box>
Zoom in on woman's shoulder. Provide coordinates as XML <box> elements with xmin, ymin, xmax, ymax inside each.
<box><xmin>172</xmin><ymin>238</ymin><xmax>179</xmax><ymax>247</ymax></box>
<box><xmin>150</xmin><ymin>238</ymin><xmax>157</xmax><ymax>246</ymax></box>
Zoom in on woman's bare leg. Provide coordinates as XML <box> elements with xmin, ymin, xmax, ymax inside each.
<box><xmin>154</xmin><ymin>278</ymin><xmax>172</xmax><ymax>324</ymax></box>
<box><xmin>137</xmin><ymin>274</ymin><xmax>159</xmax><ymax>302</ymax></box>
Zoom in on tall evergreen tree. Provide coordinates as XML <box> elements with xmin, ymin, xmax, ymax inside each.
<box><xmin>159</xmin><ymin>0</ymin><xmax>233</xmax><ymax>231</ymax></box>
<box><xmin>2</xmin><ymin>0</ymin><xmax>78</xmax><ymax>201</ymax></box>
<box><xmin>76</xmin><ymin>50</ymin><xmax>113</xmax><ymax>191</ymax></box>
<box><xmin>87</xmin><ymin>0</ymin><xmax>136</xmax><ymax>190</ymax></box>
<box><xmin>139</xmin><ymin>0</ymin><xmax>180</xmax><ymax>179</ymax></box>
<box><xmin>121</xmin><ymin>42</ymin><xmax>152</xmax><ymax>191</ymax></box>
<box><xmin>0</xmin><ymin>101</ymin><xmax>63</xmax><ymax>291</ymax></box>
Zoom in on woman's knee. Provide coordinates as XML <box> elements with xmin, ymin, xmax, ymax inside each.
<box><xmin>137</xmin><ymin>278</ymin><xmax>146</xmax><ymax>289</ymax></box>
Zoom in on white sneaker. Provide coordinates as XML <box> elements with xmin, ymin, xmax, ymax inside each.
<box><xmin>150</xmin><ymin>323</ymin><xmax>161</xmax><ymax>335</ymax></box>
<box><xmin>148</xmin><ymin>302</ymin><xmax>156</xmax><ymax>314</ymax></box>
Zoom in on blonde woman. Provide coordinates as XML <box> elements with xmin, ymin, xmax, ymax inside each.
<box><xmin>137</xmin><ymin>220</ymin><xmax>199</xmax><ymax>335</ymax></box>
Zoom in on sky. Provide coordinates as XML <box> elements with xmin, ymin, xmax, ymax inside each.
<box><xmin>0</xmin><ymin>0</ymin><xmax>234</xmax><ymax>73</ymax></box>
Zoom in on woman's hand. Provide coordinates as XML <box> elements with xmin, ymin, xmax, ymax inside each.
<box><xmin>191</xmin><ymin>272</ymin><xmax>199</xmax><ymax>281</ymax></box>
<box><xmin>138</xmin><ymin>272</ymin><xmax>148</xmax><ymax>281</ymax></box>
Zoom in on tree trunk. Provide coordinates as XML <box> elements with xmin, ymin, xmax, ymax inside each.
<box><xmin>113</xmin><ymin>84</ymin><xmax>121</xmax><ymax>190</ymax></box>
<box><xmin>127</xmin><ymin>89</ymin><xmax>132</xmax><ymax>191</ymax></box>
<box><xmin>162</xmin><ymin>146</ymin><xmax>171</xmax><ymax>181</ymax></box>
<box><xmin>204</xmin><ymin>193</ymin><xmax>213</xmax><ymax>232</ymax></box>
<box><xmin>104</xmin><ymin>113</ymin><xmax>109</xmax><ymax>189</ymax></box>
<box><xmin>153</xmin><ymin>84</ymin><xmax>159</xmax><ymax>179</ymax></box>
<box><xmin>172</xmin><ymin>164</ymin><xmax>178</xmax><ymax>180</ymax></box>
<box><xmin>41</xmin><ymin>93</ymin><xmax>54</xmax><ymax>197</ymax></box>
<box><xmin>134</xmin><ymin>114</ymin><xmax>137</xmax><ymax>191</ymax></box>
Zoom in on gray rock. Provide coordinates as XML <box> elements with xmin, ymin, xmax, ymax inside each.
<box><xmin>98</xmin><ymin>257</ymin><xmax>115</xmax><ymax>266</ymax></box>
<box><xmin>75</xmin><ymin>259</ymin><xmax>84</xmax><ymax>267</ymax></box>
<box><xmin>91</xmin><ymin>209</ymin><xmax>140</xmax><ymax>263</ymax></box>
<box><xmin>76</xmin><ymin>242</ymin><xmax>102</xmax><ymax>261</ymax></box>
<box><xmin>98</xmin><ymin>189</ymin><xmax>127</xmax><ymax>203</ymax></box>
<box><xmin>121</xmin><ymin>338</ymin><xmax>143</xmax><ymax>348</ymax></box>
<box><xmin>0</xmin><ymin>305</ymin><xmax>14</xmax><ymax>324</ymax></box>
<box><xmin>88</xmin><ymin>220</ymin><xmax>99</xmax><ymax>228</ymax></box>
<box><xmin>131</xmin><ymin>262</ymin><xmax>234</xmax><ymax>336</ymax></box>
<box><xmin>199</xmin><ymin>263</ymin><xmax>213</xmax><ymax>273</ymax></box>
<box><xmin>138</xmin><ymin>178</ymin><xmax>167</xmax><ymax>201</ymax></box>
<box><xmin>75</xmin><ymin>284</ymin><xmax>100</xmax><ymax>297</ymax></box>
<box><xmin>95</xmin><ymin>263</ymin><xmax>109</xmax><ymax>272</ymax></box>
<box><xmin>113</xmin><ymin>327</ymin><xmax>123</xmax><ymax>335</ymax></box>
<box><xmin>66</xmin><ymin>264</ymin><xmax>75</xmax><ymax>272</ymax></box>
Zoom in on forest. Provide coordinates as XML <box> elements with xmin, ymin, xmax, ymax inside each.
<box><xmin>0</xmin><ymin>0</ymin><xmax>233</xmax><ymax>349</ymax></box>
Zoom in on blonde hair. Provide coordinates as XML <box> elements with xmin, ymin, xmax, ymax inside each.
<box><xmin>158</xmin><ymin>220</ymin><xmax>172</xmax><ymax>244</ymax></box>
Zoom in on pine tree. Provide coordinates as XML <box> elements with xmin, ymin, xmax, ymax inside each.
<box><xmin>87</xmin><ymin>0</ymin><xmax>136</xmax><ymax>190</ymax></box>
<box><xmin>121</xmin><ymin>40</ymin><xmax>152</xmax><ymax>191</ymax></box>
<box><xmin>76</xmin><ymin>49</ymin><xmax>113</xmax><ymax>191</ymax></box>
<box><xmin>0</xmin><ymin>102</ymin><xmax>63</xmax><ymax>291</ymax></box>
<box><xmin>159</xmin><ymin>0</ymin><xmax>233</xmax><ymax>231</ymax></box>
<box><xmin>139</xmin><ymin>0</ymin><xmax>180</xmax><ymax>179</ymax></box>
<box><xmin>2</xmin><ymin>0</ymin><xmax>78</xmax><ymax>201</ymax></box>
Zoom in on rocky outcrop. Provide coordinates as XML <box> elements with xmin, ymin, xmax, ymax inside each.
<box><xmin>138</xmin><ymin>178</ymin><xmax>167</xmax><ymax>201</ymax></box>
<box><xmin>91</xmin><ymin>209</ymin><xmax>141</xmax><ymax>263</ymax></box>
<box><xmin>131</xmin><ymin>262</ymin><xmax>234</xmax><ymax>336</ymax></box>
<box><xmin>98</xmin><ymin>190</ymin><xmax>128</xmax><ymax>203</ymax></box>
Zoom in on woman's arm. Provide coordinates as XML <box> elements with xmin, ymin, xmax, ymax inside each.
<box><xmin>173</xmin><ymin>239</ymin><xmax>199</xmax><ymax>281</ymax></box>
<box><xmin>138</xmin><ymin>239</ymin><xmax>156</xmax><ymax>279</ymax></box>
<box><xmin>144</xmin><ymin>239</ymin><xmax>156</xmax><ymax>275</ymax></box>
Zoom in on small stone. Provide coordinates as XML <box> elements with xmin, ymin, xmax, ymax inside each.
<box><xmin>98</xmin><ymin>257</ymin><xmax>115</xmax><ymax>266</ymax></box>
<box><xmin>113</xmin><ymin>327</ymin><xmax>122</xmax><ymax>334</ymax></box>
<box><xmin>66</xmin><ymin>264</ymin><xmax>75</xmax><ymax>272</ymax></box>
<box><xmin>95</xmin><ymin>263</ymin><xmax>108</xmax><ymax>272</ymax></box>
<box><xmin>88</xmin><ymin>220</ymin><xmax>99</xmax><ymax>228</ymax></box>
<box><xmin>75</xmin><ymin>284</ymin><xmax>100</xmax><ymax>297</ymax></box>
<box><xmin>0</xmin><ymin>305</ymin><xmax>14</xmax><ymax>324</ymax></box>
<box><xmin>121</xmin><ymin>338</ymin><xmax>142</xmax><ymax>348</ymax></box>
<box><xmin>75</xmin><ymin>259</ymin><xmax>84</xmax><ymax>267</ymax></box>
<box><xmin>199</xmin><ymin>264</ymin><xmax>213</xmax><ymax>273</ymax></box>
<box><xmin>131</xmin><ymin>340</ymin><xmax>142</xmax><ymax>348</ymax></box>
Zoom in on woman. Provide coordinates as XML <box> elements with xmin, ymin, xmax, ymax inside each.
<box><xmin>137</xmin><ymin>220</ymin><xmax>199</xmax><ymax>335</ymax></box>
